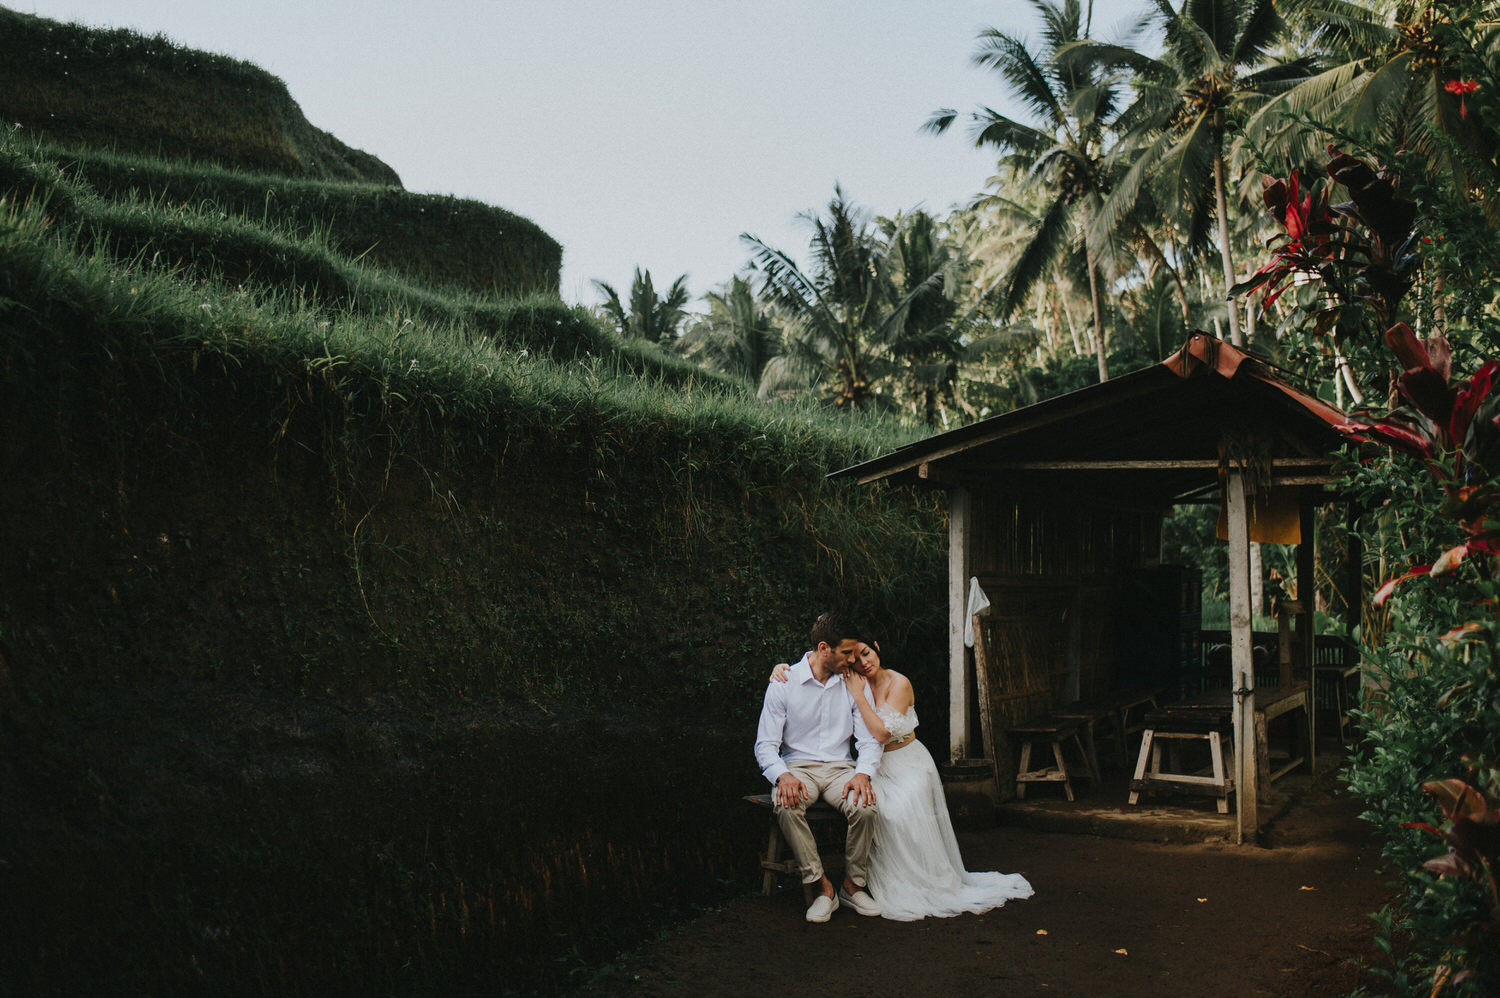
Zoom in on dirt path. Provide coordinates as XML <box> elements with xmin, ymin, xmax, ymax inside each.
<box><xmin>579</xmin><ymin>788</ymin><xmax>1393</xmax><ymax>997</ymax></box>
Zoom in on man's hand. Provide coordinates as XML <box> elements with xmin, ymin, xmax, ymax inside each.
<box><xmin>843</xmin><ymin>772</ymin><xmax>876</xmax><ymax>808</ymax></box>
<box><xmin>775</xmin><ymin>772</ymin><xmax>810</xmax><ymax>809</ymax></box>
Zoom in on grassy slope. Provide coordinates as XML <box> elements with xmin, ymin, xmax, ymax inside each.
<box><xmin>0</xmin><ymin>6</ymin><xmax>562</xmax><ymax>296</ymax></box>
<box><xmin>0</xmin><ymin>18</ymin><xmax>949</xmax><ymax>994</ymax></box>
<box><xmin>0</xmin><ymin>6</ymin><xmax>397</xmax><ymax>183</ymax></box>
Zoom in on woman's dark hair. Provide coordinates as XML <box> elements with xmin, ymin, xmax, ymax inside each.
<box><xmin>856</xmin><ymin>626</ymin><xmax>891</xmax><ymax>667</ymax></box>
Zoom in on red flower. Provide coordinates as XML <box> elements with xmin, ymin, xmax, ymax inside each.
<box><xmin>1445</xmin><ymin>79</ymin><xmax>1481</xmax><ymax>119</ymax></box>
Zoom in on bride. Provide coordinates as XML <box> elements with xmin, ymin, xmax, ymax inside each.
<box><xmin>772</xmin><ymin>632</ymin><xmax>1033</xmax><ymax>921</ymax></box>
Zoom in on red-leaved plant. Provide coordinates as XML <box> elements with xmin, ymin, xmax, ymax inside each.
<box><xmin>1339</xmin><ymin>322</ymin><xmax>1500</xmax><ymax>606</ymax></box>
<box><xmin>1401</xmin><ymin>779</ymin><xmax>1500</xmax><ymax>991</ymax></box>
<box><xmin>1235</xmin><ymin>148</ymin><xmax>1422</xmax><ymax>339</ymax></box>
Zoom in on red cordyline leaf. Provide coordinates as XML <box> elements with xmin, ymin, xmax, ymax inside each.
<box><xmin>1432</xmin><ymin>543</ymin><xmax>1470</xmax><ymax>575</ymax></box>
<box><xmin>1242</xmin><ymin>171</ymin><xmax>1338</xmax><ymax>313</ymax></box>
<box><xmin>1422</xmin><ymin>853</ymin><xmax>1475</xmax><ymax>877</ymax></box>
<box><xmin>1337</xmin><ymin>420</ymin><xmax>1437</xmax><ymax>461</ymax></box>
<box><xmin>1438</xmin><ymin>622</ymin><xmax>1487</xmax><ymax>643</ymax></box>
<box><xmin>1427</xmin><ymin>334</ymin><xmax>1454</xmax><ymax>384</ymax></box>
<box><xmin>1386</xmin><ymin>323</ymin><xmax>1453</xmax><ymax>382</ymax></box>
<box><xmin>1385</xmin><ymin>324</ymin><xmax>1432</xmax><ymax>374</ymax></box>
<box><xmin>1422</xmin><ymin>779</ymin><xmax>1495</xmax><ymax>821</ymax></box>
<box><xmin>1399</xmin><ymin>366</ymin><xmax>1456</xmax><ymax>429</ymax></box>
<box><xmin>1450</xmin><ymin>360</ymin><xmax>1500</xmax><ymax>446</ymax></box>
<box><xmin>1373</xmin><ymin>564</ymin><xmax>1435</xmax><ymax>606</ymax></box>
<box><xmin>1280</xmin><ymin>171</ymin><xmax>1313</xmax><ymax>241</ymax></box>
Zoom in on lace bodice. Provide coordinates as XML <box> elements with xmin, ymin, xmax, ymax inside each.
<box><xmin>875</xmin><ymin>703</ymin><xmax>918</xmax><ymax>744</ymax></box>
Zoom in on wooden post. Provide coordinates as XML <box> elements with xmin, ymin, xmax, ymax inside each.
<box><xmin>1298</xmin><ymin>497</ymin><xmax>1318</xmax><ymax>770</ymax></box>
<box><xmin>1226</xmin><ymin>468</ymin><xmax>1259</xmax><ymax>842</ymax></box>
<box><xmin>948</xmin><ymin>486</ymin><xmax>972</xmax><ymax>763</ymax></box>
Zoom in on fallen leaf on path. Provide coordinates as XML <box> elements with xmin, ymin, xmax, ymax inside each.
<box><xmin>1036</xmin><ymin>929</ymin><xmax>1048</xmax><ymax>935</ymax></box>
<box><xmin>1299</xmin><ymin>885</ymin><xmax>1316</xmax><ymax>891</ymax></box>
<box><xmin>1196</xmin><ymin>897</ymin><xmax>1207</xmax><ymax>903</ymax></box>
<box><xmin>1114</xmin><ymin>949</ymin><xmax>1128</xmax><ymax>956</ymax></box>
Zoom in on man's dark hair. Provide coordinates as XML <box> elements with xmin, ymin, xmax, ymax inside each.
<box><xmin>810</xmin><ymin>611</ymin><xmax>861</xmax><ymax>649</ymax></box>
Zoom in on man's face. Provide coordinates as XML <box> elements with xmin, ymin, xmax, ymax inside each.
<box><xmin>826</xmin><ymin>638</ymin><xmax>862</xmax><ymax>673</ymax></box>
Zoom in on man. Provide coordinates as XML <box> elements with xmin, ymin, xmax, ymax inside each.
<box><xmin>753</xmin><ymin>611</ymin><xmax>883</xmax><ymax>922</ymax></box>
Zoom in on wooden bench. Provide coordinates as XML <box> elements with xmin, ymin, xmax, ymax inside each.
<box><xmin>743</xmin><ymin>793</ymin><xmax>839</xmax><ymax>896</ymax></box>
<box><xmin>1053</xmin><ymin>687</ymin><xmax>1163</xmax><ymax>773</ymax></box>
<box><xmin>1128</xmin><ymin>703</ymin><xmax>1236</xmax><ymax>813</ymax></box>
<box><xmin>1008</xmin><ymin>721</ymin><xmax>1094</xmax><ymax>802</ymax></box>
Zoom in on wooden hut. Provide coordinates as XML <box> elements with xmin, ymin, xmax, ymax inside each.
<box><xmin>831</xmin><ymin>333</ymin><xmax>1354</xmax><ymax>843</ymax></box>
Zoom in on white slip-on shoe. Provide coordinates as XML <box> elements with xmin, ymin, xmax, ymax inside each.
<box><xmin>838</xmin><ymin>886</ymin><xmax>882</xmax><ymax>917</ymax></box>
<box><xmin>805</xmin><ymin>893</ymin><xmax>839</xmax><ymax>923</ymax></box>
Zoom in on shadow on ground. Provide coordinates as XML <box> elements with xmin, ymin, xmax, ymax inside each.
<box><xmin>577</xmin><ymin>750</ymin><xmax>1392</xmax><ymax>998</ymax></box>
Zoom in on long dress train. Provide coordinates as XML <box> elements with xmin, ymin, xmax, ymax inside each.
<box><xmin>866</xmin><ymin>704</ymin><xmax>1034</xmax><ymax>921</ymax></box>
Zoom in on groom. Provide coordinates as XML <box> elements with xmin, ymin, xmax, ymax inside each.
<box><xmin>753</xmin><ymin>611</ymin><xmax>883</xmax><ymax>922</ymax></box>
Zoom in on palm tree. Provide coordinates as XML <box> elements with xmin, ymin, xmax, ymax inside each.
<box><xmin>592</xmin><ymin>267</ymin><xmax>691</xmax><ymax>345</ymax></box>
<box><xmin>1088</xmin><ymin>0</ymin><xmax>1314</xmax><ymax>347</ymax></box>
<box><xmin>742</xmin><ymin>186</ymin><xmax>888</xmax><ymax>408</ymax></box>
<box><xmin>674</xmin><ymin>276</ymin><xmax>781</xmax><ymax>392</ymax></box>
<box><xmin>927</xmin><ymin>0</ymin><xmax>1131</xmax><ymax>381</ymax></box>
<box><xmin>743</xmin><ymin>186</ymin><xmax>949</xmax><ymax>410</ymax></box>
<box><xmin>880</xmin><ymin>209</ymin><xmax>972</xmax><ymax>425</ymax></box>
<box><xmin>1247</xmin><ymin>1</ymin><xmax>1500</xmax><ymax>217</ymax></box>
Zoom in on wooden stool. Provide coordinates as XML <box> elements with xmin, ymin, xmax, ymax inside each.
<box><xmin>1109</xmin><ymin>687</ymin><xmax>1164</xmax><ymax>764</ymax></box>
<box><xmin>1049</xmin><ymin>703</ymin><xmax>1110</xmax><ymax>779</ymax></box>
<box><xmin>1313</xmin><ymin>663</ymin><xmax>1359</xmax><ymax>744</ymax></box>
<box><xmin>743</xmin><ymin>793</ymin><xmax>839</xmax><ymax>896</ymax></box>
<box><xmin>1008</xmin><ymin>721</ymin><xmax>1092</xmax><ymax>802</ymax></box>
<box><xmin>1127</xmin><ymin>707</ymin><xmax>1235</xmax><ymax>814</ymax></box>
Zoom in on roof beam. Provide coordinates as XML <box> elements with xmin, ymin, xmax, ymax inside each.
<box><xmin>975</xmin><ymin>458</ymin><xmax>1334</xmax><ymax>471</ymax></box>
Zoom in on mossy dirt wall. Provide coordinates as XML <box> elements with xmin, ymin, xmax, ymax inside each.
<box><xmin>0</xmin><ymin>272</ymin><xmax>949</xmax><ymax>993</ymax></box>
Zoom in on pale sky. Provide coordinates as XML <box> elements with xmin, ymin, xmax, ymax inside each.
<box><xmin>15</xmin><ymin>0</ymin><xmax>1149</xmax><ymax>310</ymax></box>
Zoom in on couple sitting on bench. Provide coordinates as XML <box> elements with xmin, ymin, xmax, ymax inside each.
<box><xmin>754</xmin><ymin>612</ymin><xmax>1034</xmax><ymax>922</ymax></box>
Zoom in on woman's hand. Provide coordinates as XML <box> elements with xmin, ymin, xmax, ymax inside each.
<box><xmin>768</xmin><ymin>662</ymin><xmax>790</xmax><ymax>683</ymax></box>
<box><xmin>842</xmin><ymin>670</ymin><xmax>867</xmax><ymax>697</ymax></box>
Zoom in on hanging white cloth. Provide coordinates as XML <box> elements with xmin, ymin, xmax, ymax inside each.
<box><xmin>963</xmin><ymin>577</ymin><xmax>990</xmax><ymax>647</ymax></box>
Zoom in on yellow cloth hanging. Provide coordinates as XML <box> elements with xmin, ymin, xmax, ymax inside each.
<box><xmin>1217</xmin><ymin>487</ymin><xmax>1302</xmax><ymax>544</ymax></box>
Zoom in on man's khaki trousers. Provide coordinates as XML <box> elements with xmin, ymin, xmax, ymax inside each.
<box><xmin>774</xmin><ymin>760</ymin><xmax>878</xmax><ymax>886</ymax></box>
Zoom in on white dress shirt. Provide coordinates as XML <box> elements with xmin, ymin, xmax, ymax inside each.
<box><xmin>754</xmin><ymin>653</ymin><xmax>882</xmax><ymax>784</ymax></box>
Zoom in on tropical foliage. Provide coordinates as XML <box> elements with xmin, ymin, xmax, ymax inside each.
<box><xmin>1248</xmin><ymin>141</ymin><xmax>1500</xmax><ymax>994</ymax></box>
<box><xmin>593</xmin><ymin>267</ymin><xmax>692</xmax><ymax>345</ymax></box>
<box><xmin>584</xmin><ymin>3</ymin><xmax>1500</xmax><ymax>992</ymax></box>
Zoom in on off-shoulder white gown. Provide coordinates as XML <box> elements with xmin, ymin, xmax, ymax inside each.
<box><xmin>867</xmin><ymin>703</ymin><xmax>1034</xmax><ymax>921</ymax></box>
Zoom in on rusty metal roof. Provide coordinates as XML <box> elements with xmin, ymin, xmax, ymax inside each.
<box><xmin>830</xmin><ymin>333</ymin><xmax>1350</xmax><ymax>504</ymax></box>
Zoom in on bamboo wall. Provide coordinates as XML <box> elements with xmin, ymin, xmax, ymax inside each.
<box><xmin>969</xmin><ymin>490</ymin><xmax>1158</xmax><ymax>793</ymax></box>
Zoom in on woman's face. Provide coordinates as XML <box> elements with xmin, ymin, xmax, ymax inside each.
<box><xmin>853</xmin><ymin>642</ymin><xmax>881</xmax><ymax>677</ymax></box>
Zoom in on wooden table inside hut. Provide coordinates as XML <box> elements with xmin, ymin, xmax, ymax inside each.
<box><xmin>1130</xmin><ymin>683</ymin><xmax>1313</xmax><ymax>807</ymax></box>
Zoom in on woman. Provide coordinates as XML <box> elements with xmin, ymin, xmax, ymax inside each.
<box><xmin>771</xmin><ymin>634</ymin><xmax>1033</xmax><ymax>921</ymax></box>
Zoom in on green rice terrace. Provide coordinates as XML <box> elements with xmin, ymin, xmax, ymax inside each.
<box><xmin>0</xmin><ymin>7</ymin><xmax>952</xmax><ymax>995</ymax></box>
<box><xmin>3</xmin><ymin>3</ymin><xmax>1499</xmax><ymax>996</ymax></box>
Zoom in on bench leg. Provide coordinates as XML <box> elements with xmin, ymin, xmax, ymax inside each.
<box><xmin>1016</xmin><ymin>740</ymin><xmax>1033</xmax><ymax>800</ymax></box>
<box><xmin>1255</xmin><ymin>711</ymin><xmax>1271</xmax><ymax>792</ymax></box>
<box><xmin>1128</xmin><ymin>729</ymin><xmax>1154</xmax><ymax>805</ymax></box>
<box><xmin>1076</xmin><ymin>726</ymin><xmax>1102</xmax><ymax>782</ymax></box>
<box><xmin>1052</xmin><ymin>741</ymin><xmax>1074</xmax><ymax>802</ymax></box>
<box><xmin>761</xmin><ymin>822</ymin><xmax>782</xmax><ymax>896</ymax></box>
<box><xmin>1209</xmin><ymin>731</ymin><xmax>1230</xmax><ymax>814</ymax></box>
